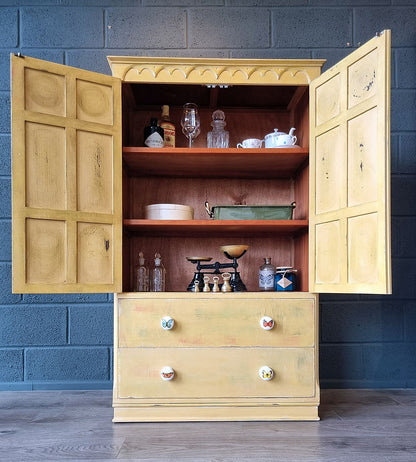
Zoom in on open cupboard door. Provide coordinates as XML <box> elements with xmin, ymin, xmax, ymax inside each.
<box><xmin>309</xmin><ymin>31</ymin><xmax>391</xmax><ymax>294</ymax></box>
<box><xmin>11</xmin><ymin>55</ymin><xmax>122</xmax><ymax>293</ymax></box>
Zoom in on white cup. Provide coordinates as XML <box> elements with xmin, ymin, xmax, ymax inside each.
<box><xmin>237</xmin><ymin>138</ymin><xmax>264</xmax><ymax>149</ymax></box>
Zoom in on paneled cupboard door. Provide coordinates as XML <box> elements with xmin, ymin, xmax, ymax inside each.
<box><xmin>309</xmin><ymin>31</ymin><xmax>391</xmax><ymax>294</ymax></box>
<box><xmin>11</xmin><ymin>55</ymin><xmax>122</xmax><ymax>293</ymax></box>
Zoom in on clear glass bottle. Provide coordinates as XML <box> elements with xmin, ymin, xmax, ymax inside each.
<box><xmin>135</xmin><ymin>252</ymin><xmax>149</xmax><ymax>292</ymax></box>
<box><xmin>159</xmin><ymin>105</ymin><xmax>175</xmax><ymax>147</ymax></box>
<box><xmin>259</xmin><ymin>257</ymin><xmax>275</xmax><ymax>291</ymax></box>
<box><xmin>207</xmin><ymin>109</ymin><xmax>229</xmax><ymax>148</ymax></box>
<box><xmin>150</xmin><ymin>252</ymin><xmax>166</xmax><ymax>292</ymax></box>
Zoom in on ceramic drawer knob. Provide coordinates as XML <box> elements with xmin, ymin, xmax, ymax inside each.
<box><xmin>260</xmin><ymin>316</ymin><xmax>274</xmax><ymax>330</ymax></box>
<box><xmin>161</xmin><ymin>316</ymin><xmax>174</xmax><ymax>330</ymax></box>
<box><xmin>259</xmin><ymin>365</ymin><xmax>274</xmax><ymax>381</ymax></box>
<box><xmin>160</xmin><ymin>366</ymin><xmax>175</xmax><ymax>381</ymax></box>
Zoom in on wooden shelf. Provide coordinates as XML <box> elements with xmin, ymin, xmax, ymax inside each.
<box><xmin>123</xmin><ymin>147</ymin><xmax>309</xmax><ymax>178</ymax></box>
<box><xmin>123</xmin><ymin>219</ymin><xmax>309</xmax><ymax>237</ymax></box>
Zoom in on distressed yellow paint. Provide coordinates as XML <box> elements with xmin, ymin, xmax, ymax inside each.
<box><xmin>114</xmin><ymin>292</ymin><xmax>320</xmax><ymax>421</ymax></box>
<box><xmin>118</xmin><ymin>347</ymin><xmax>315</xmax><ymax>399</ymax></box>
<box><xmin>310</xmin><ymin>30</ymin><xmax>391</xmax><ymax>294</ymax></box>
<box><xmin>11</xmin><ymin>54</ymin><xmax>122</xmax><ymax>293</ymax></box>
<box><xmin>118</xmin><ymin>297</ymin><xmax>315</xmax><ymax>348</ymax></box>
<box><xmin>107</xmin><ymin>56</ymin><xmax>325</xmax><ymax>85</ymax></box>
<box><xmin>25</xmin><ymin>122</ymin><xmax>66</xmax><ymax>210</ymax></box>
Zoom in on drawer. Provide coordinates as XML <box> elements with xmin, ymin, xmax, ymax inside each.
<box><xmin>118</xmin><ymin>347</ymin><xmax>315</xmax><ymax>399</ymax></box>
<box><xmin>118</xmin><ymin>297</ymin><xmax>315</xmax><ymax>348</ymax></box>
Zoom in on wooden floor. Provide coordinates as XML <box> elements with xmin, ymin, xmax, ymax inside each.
<box><xmin>1</xmin><ymin>389</ymin><xmax>415</xmax><ymax>461</ymax></box>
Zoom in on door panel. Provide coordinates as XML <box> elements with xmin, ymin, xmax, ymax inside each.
<box><xmin>25</xmin><ymin>122</ymin><xmax>66</xmax><ymax>210</ymax></box>
<box><xmin>12</xmin><ymin>55</ymin><xmax>122</xmax><ymax>293</ymax></box>
<box><xmin>309</xmin><ymin>31</ymin><xmax>391</xmax><ymax>294</ymax></box>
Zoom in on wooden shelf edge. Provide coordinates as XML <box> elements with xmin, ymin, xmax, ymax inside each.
<box><xmin>122</xmin><ymin>147</ymin><xmax>309</xmax><ymax>179</ymax></box>
<box><xmin>123</xmin><ymin>147</ymin><xmax>309</xmax><ymax>155</ymax></box>
<box><xmin>123</xmin><ymin>219</ymin><xmax>309</xmax><ymax>234</ymax></box>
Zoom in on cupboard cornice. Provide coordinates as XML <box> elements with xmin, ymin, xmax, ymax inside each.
<box><xmin>107</xmin><ymin>56</ymin><xmax>326</xmax><ymax>85</ymax></box>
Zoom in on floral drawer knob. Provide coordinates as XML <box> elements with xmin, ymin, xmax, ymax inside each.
<box><xmin>161</xmin><ymin>316</ymin><xmax>174</xmax><ymax>330</ymax></box>
<box><xmin>259</xmin><ymin>365</ymin><xmax>274</xmax><ymax>381</ymax></box>
<box><xmin>260</xmin><ymin>316</ymin><xmax>274</xmax><ymax>330</ymax></box>
<box><xmin>160</xmin><ymin>366</ymin><xmax>175</xmax><ymax>381</ymax></box>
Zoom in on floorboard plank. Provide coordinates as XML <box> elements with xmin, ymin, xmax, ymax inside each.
<box><xmin>1</xmin><ymin>389</ymin><xmax>415</xmax><ymax>461</ymax></box>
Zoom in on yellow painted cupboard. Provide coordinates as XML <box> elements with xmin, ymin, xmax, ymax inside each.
<box><xmin>11</xmin><ymin>31</ymin><xmax>391</xmax><ymax>421</ymax></box>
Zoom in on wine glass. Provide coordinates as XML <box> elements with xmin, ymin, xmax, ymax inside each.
<box><xmin>181</xmin><ymin>103</ymin><xmax>200</xmax><ymax>147</ymax></box>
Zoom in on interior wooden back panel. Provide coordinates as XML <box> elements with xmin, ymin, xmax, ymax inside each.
<box><xmin>12</xmin><ymin>55</ymin><xmax>123</xmax><ymax>293</ymax></box>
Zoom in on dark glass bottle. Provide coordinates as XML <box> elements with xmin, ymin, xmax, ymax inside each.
<box><xmin>144</xmin><ymin>118</ymin><xmax>164</xmax><ymax>147</ymax></box>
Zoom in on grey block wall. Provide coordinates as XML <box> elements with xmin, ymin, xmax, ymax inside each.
<box><xmin>0</xmin><ymin>0</ymin><xmax>415</xmax><ymax>390</ymax></box>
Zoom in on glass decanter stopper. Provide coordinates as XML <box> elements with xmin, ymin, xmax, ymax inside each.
<box><xmin>207</xmin><ymin>110</ymin><xmax>229</xmax><ymax>148</ymax></box>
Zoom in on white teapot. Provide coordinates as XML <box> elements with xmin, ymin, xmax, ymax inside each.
<box><xmin>264</xmin><ymin>128</ymin><xmax>297</xmax><ymax>148</ymax></box>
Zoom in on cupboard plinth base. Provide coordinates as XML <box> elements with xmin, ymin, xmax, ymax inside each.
<box><xmin>112</xmin><ymin>404</ymin><xmax>320</xmax><ymax>422</ymax></box>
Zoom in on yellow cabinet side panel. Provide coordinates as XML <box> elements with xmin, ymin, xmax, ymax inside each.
<box><xmin>309</xmin><ymin>31</ymin><xmax>391</xmax><ymax>294</ymax></box>
<box><xmin>11</xmin><ymin>55</ymin><xmax>122</xmax><ymax>293</ymax></box>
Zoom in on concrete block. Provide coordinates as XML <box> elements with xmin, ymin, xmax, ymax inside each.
<box><xmin>57</xmin><ymin>0</ymin><xmax>137</xmax><ymax>4</ymax></box>
<box><xmin>0</xmin><ymin>263</ymin><xmax>21</xmax><ymax>304</ymax></box>
<box><xmin>391</xmin><ymin>176</ymin><xmax>416</xmax><ymax>216</ymax></box>
<box><xmin>146</xmin><ymin>48</ymin><xmax>229</xmax><ymax>58</ymax></box>
<box><xmin>0</xmin><ymin>135</ymin><xmax>11</xmax><ymax>176</ymax></box>
<box><xmin>0</xmin><ymin>52</ymin><xmax>12</xmax><ymax>92</ymax></box>
<box><xmin>189</xmin><ymin>8</ymin><xmax>270</xmax><ymax>49</ymax></box>
<box><xmin>404</xmin><ymin>304</ymin><xmax>416</xmax><ymax>342</ymax></box>
<box><xmin>320</xmin><ymin>301</ymin><xmax>403</xmax><ymax>343</ymax></box>
<box><xmin>232</xmin><ymin>48</ymin><xmax>311</xmax><ymax>59</ymax></box>
<box><xmin>21</xmin><ymin>7</ymin><xmax>104</xmax><ymax>48</ymax></box>
<box><xmin>390</xmin><ymin>134</ymin><xmax>399</xmax><ymax>175</ymax></box>
<box><xmin>106</xmin><ymin>8</ymin><xmax>186</xmax><ymax>48</ymax></box>
<box><xmin>69</xmin><ymin>305</ymin><xmax>113</xmax><ymax>345</ymax></box>
<box><xmin>25</xmin><ymin>347</ymin><xmax>110</xmax><ymax>381</ymax></box>
<box><xmin>363</xmin><ymin>343</ymin><xmax>416</xmax><ymax>381</ymax></box>
<box><xmin>0</xmin><ymin>8</ymin><xmax>18</xmax><ymax>47</ymax></box>
<box><xmin>396</xmin><ymin>48</ymin><xmax>416</xmax><ymax>89</ymax></box>
<box><xmin>0</xmin><ymin>178</ymin><xmax>11</xmax><ymax>218</ymax></box>
<box><xmin>144</xmin><ymin>0</ymin><xmax>223</xmax><ymax>4</ymax></box>
<box><xmin>312</xmin><ymin>48</ymin><xmax>354</xmax><ymax>72</ymax></box>
<box><xmin>392</xmin><ymin>217</ymin><xmax>416</xmax><ymax>258</ymax></box>
<box><xmin>0</xmin><ymin>306</ymin><xmax>67</xmax><ymax>346</ymax></box>
<box><xmin>0</xmin><ymin>92</ymin><xmax>10</xmax><ymax>134</ymax></box>
<box><xmin>20</xmin><ymin>49</ymin><xmax>64</xmax><ymax>64</ymax></box>
<box><xmin>67</xmin><ymin>50</ymin><xmax>116</xmax><ymax>75</ymax></box>
<box><xmin>391</xmin><ymin>89</ymin><xmax>416</xmax><ymax>132</ymax></box>
<box><xmin>398</xmin><ymin>134</ymin><xmax>416</xmax><ymax>174</ymax></box>
<box><xmin>0</xmin><ymin>220</ymin><xmax>11</xmax><ymax>261</ymax></box>
<box><xmin>228</xmin><ymin>0</ymin><xmax>306</xmax><ymax>4</ymax></box>
<box><xmin>0</xmin><ymin>349</ymin><xmax>23</xmax><ymax>382</ymax></box>
<box><xmin>23</xmin><ymin>293</ymin><xmax>109</xmax><ymax>304</ymax></box>
<box><xmin>310</xmin><ymin>0</ymin><xmax>388</xmax><ymax>4</ymax></box>
<box><xmin>273</xmin><ymin>8</ymin><xmax>352</xmax><ymax>48</ymax></box>
<box><xmin>392</xmin><ymin>258</ymin><xmax>416</xmax><ymax>300</ymax></box>
<box><xmin>354</xmin><ymin>7</ymin><xmax>416</xmax><ymax>47</ymax></box>
<box><xmin>319</xmin><ymin>344</ymin><xmax>364</xmax><ymax>381</ymax></box>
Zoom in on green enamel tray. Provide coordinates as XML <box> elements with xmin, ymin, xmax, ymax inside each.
<box><xmin>207</xmin><ymin>202</ymin><xmax>296</xmax><ymax>220</ymax></box>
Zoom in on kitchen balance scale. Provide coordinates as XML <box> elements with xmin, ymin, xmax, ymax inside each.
<box><xmin>186</xmin><ymin>245</ymin><xmax>248</xmax><ymax>292</ymax></box>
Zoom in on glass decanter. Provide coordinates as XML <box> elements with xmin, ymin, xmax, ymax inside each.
<box><xmin>207</xmin><ymin>109</ymin><xmax>229</xmax><ymax>148</ymax></box>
